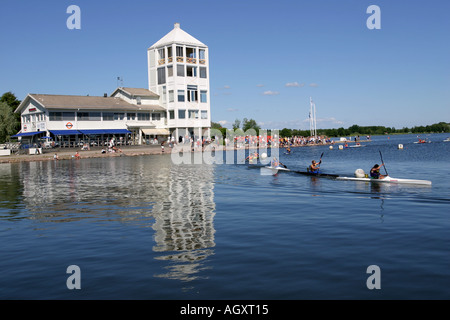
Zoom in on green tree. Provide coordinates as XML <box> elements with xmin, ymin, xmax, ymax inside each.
<box><xmin>211</xmin><ymin>121</ymin><xmax>223</xmax><ymax>129</ymax></box>
<box><xmin>280</xmin><ymin>128</ymin><xmax>292</xmax><ymax>137</ymax></box>
<box><xmin>0</xmin><ymin>102</ymin><xmax>18</xmax><ymax>142</ymax></box>
<box><xmin>0</xmin><ymin>92</ymin><xmax>21</xmax><ymax>133</ymax></box>
<box><xmin>242</xmin><ymin>118</ymin><xmax>260</xmax><ymax>134</ymax></box>
<box><xmin>232</xmin><ymin>119</ymin><xmax>241</xmax><ymax>130</ymax></box>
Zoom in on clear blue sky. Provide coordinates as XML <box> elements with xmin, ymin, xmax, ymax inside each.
<box><xmin>0</xmin><ymin>0</ymin><xmax>449</xmax><ymax>130</ymax></box>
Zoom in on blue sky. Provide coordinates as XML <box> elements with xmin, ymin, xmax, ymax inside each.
<box><xmin>0</xmin><ymin>0</ymin><xmax>449</xmax><ymax>130</ymax></box>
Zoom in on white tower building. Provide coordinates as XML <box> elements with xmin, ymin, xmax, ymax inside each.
<box><xmin>148</xmin><ymin>23</ymin><xmax>211</xmax><ymax>142</ymax></box>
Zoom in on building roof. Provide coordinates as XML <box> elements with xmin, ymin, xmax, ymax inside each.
<box><xmin>149</xmin><ymin>23</ymin><xmax>206</xmax><ymax>49</ymax></box>
<box><xmin>111</xmin><ymin>87</ymin><xmax>159</xmax><ymax>98</ymax></box>
<box><xmin>15</xmin><ymin>94</ymin><xmax>165</xmax><ymax>113</ymax></box>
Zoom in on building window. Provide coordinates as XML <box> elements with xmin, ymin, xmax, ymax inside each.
<box><xmin>187</xmin><ymin>85</ymin><xmax>198</xmax><ymax>102</ymax></box>
<box><xmin>167</xmin><ymin>65</ymin><xmax>173</xmax><ymax>77</ymax></box>
<box><xmin>157</xmin><ymin>67</ymin><xmax>166</xmax><ymax>84</ymax></box>
<box><xmin>188</xmin><ymin>110</ymin><xmax>199</xmax><ymax>119</ymax></box>
<box><xmin>167</xmin><ymin>46</ymin><xmax>173</xmax><ymax>58</ymax></box>
<box><xmin>77</xmin><ymin>112</ymin><xmax>89</xmax><ymax>121</ymax></box>
<box><xmin>187</xmin><ymin>66</ymin><xmax>197</xmax><ymax>77</ymax></box>
<box><xmin>89</xmin><ymin>112</ymin><xmax>101</xmax><ymax>121</ymax></box>
<box><xmin>103</xmin><ymin>112</ymin><xmax>114</xmax><ymax>121</ymax></box>
<box><xmin>177</xmin><ymin>64</ymin><xmax>185</xmax><ymax>77</ymax></box>
<box><xmin>128</xmin><ymin>113</ymin><xmax>136</xmax><ymax>120</ymax></box>
<box><xmin>136</xmin><ymin>97</ymin><xmax>141</xmax><ymax>105</ymax></box>
<box><xmin>186</xmin><ymin>47</ymin><xmax>196</xmax><ymax>58</ymax></box>
<box><xmin>63</xmin><ymin>112</ymin><xmax>75</xmax><ymax>120</ymax></box>
<box><xmin>49</xmin><ymin>112</ymin><xmax>61</xmax><ymax>121</ymax></box>
<box><xmin>200</xmin><ymin>90</ymin><xmax>207</xmax><ymax>103</ymax></box>
<box><xmin>178</xmin><ymin>109</ymin><xmax>186</xmax><ymax>119</ymax></box>
<box><xmin>158</xmin><ymin>48</ymin><xmax>165</xmax><ymax>60</ymax></box>
<box><xmin>200</xmin><ymin>67</ymin><xmax>207</xmax><ymax>78</ymax></box>
<box><xmin>162</xmin><ymin>86</ymin><xmax>166</xmax><ymax>102</ymax></box>
<box><xmin>176</xmin><ymin>46</ymin><xmax>184</xmax><ymax>59</ymax></box>
<box><xmin>137</xmin><ymin>113</ymin><xmax>150</xmax><ymax>121</ymax></box>
<box><xmin>177</xmin><ymin>90</ymin><xmax>185</xmax><ymax>102</ymax></box>
<box><xmin>199</xmin><ymin>49</ymin><xmax>206</xmax><ymax>60</ymax></box>
<box><xmin>201</xmin><ymin>110</ymin><xmax>208</xmax><ymax>119</ymax></box>
<box><xmin>169</xmin><ymin>90</ymin><xmax>174</xmax><ymax>103</ymax></box>
<box><xmin>114</xmin><ymin>113</ymin><xmax>125</xmax><ymax>120</ymax></box>
<box><xmin>169</xmin><ymin>110</ymin><xmax>175</xmax><ymax>119</ymax></box>
<box><xmin>152</xmin><ymin>113</ymin><xmax>161</xmax><ymax>121</ymax></box>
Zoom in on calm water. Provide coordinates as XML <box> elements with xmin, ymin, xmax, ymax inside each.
<box><xmin>0</xmin><ymin>133</ymin><xmax>449</xmax><ymax>299</ymax></box>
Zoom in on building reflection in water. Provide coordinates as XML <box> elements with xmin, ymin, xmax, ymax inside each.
<box><xmin>12</xmin><ymin>155</ymin><xmax>216</xmax><ymax>282</ymax></box>
<box><xmin>152</xmin><ymin>162</ymin><xmax>216</xmax><ymax>281</ymax></box>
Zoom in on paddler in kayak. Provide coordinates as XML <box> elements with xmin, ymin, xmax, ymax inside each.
<box><xmin>370</xmin><ymin>164</ymin><xmax>386</xmax><ymax>179</ymax></box>
<box><xmin>246</xmin><ymin>151</ymin><xmax>259</xmax><ymax>162</ymax></box>
<box><xmin>270</xmin><ymin>157</ymin><xmax>287</xmax><ymax>169</ymax></box>
<box><xmin>308</xmin><ymin>159</ymin><xmax>321</xmax><ymax>174</ymax></box>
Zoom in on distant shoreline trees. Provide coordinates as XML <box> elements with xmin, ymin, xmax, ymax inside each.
<box><xmin>211</xmin><ymin>121</ymin><xmax>450</xmax><ymax>138</ymax></box>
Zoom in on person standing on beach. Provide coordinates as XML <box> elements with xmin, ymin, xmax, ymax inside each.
<box><xmin>53</xmin><ymin>153</ymin><xmax>59</xmax><ymax>160</ymax></box>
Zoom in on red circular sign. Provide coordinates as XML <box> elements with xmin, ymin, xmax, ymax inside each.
<box><xmin>66</xmin><ymin>122</ymin><xmax>73</xmax><ymax>129</ymax></box>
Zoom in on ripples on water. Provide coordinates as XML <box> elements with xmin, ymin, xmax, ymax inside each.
<box><xmin>0</xmin><ymin>133</ymin><xmax>449</xmax><ymax>299</ymax></box>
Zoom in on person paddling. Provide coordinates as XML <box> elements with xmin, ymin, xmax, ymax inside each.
<box><xmin>370</xmin><ymin>163</ymin><xmax>386</xmax><ymax>179</ymax></box>
<box><xmin>308</xmin><ymin>159</ymin><xmax>321</xmax><ymax>174</ymax></box>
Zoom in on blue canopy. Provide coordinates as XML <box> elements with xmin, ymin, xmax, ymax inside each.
<box><xmin>50</xmin><ymin>130</ymin><xmax>81</xmax><ymax>136</ymax></box>
<box><xmin>11</xmin><ymin>131</ymin><xmax>43</xmax><ymax>138</ymax></box>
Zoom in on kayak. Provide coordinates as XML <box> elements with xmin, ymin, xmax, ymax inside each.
<box><xmin>261</xmin><ymin>166</ymin><xmax>289</xmax><ymax>175</ymax></box>
<box><xmin>349</xmin><ymin>144</ymin><xmax>365</xmax><ymax>148</ymax></box>
<box><xmin>291</xmin><ymin>170</ymin><xmax>339</xmax><ymax>178</ymax></box>
<box><xmin>336</xmin><ymin>175</ymin><xmax>431</xmax><ymax>185</ymax></box>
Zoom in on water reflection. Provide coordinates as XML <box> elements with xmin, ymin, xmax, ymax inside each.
<box><xmin>2</xmin><ymin>155</ymin><xmax>216</xmax><ymax>282</ymax></box>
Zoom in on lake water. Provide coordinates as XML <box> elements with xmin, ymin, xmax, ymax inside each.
<box><xmin>0</xmin><ymin>133</ymin><xmax>449</xmax><ymax>300</ymax></box>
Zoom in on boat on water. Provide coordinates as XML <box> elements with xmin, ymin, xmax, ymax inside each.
<box><xmin>443</xmin><ymin>138</ymin><xmax>450</xmax><ymax>142</ymax></box>
<box><xmin>414</xmin><ymin>139</ymin><xmax>430</xmax><ymax>144</ymax></box>
<box><xmin>336</xmin><ymin>175</ymin><xmax>431</xmax><ymax>185</ymax></box>
<box><xmin>260</xmin><ymin>166</ymin><xmax>290</xmax><ymax>175</ymax></box>
<box><xmin>291</xmin><ymin>170</ymin><xmax>339</xmax><ymax>178</ymax></box>
<box><xmin>261</xmin><ymin>166</ymin><xmax>339</xmax><ymax>178</ymax></box>
<box><xmin>349</xmin><ymin>144</ymin><xmax>366</xmax><ymax>148</ymax></box>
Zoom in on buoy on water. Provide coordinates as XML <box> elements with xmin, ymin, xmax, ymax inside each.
<box><xmin>338</xmin><ymin>145</ymin><xmax>344</xmax><ymax>150</ymax></box>
<box><xmin>398</xmin><ymin>144</ymin><xmax>403</xmax><ymax>149</ymax></box>
<box><xmin>329</xmin><ymin>146</ymin><xmax>333</xmax><ymax>150</ymax></box>
<box><xmin>260</xmin><ymin>153</ymin><xmax>267</xmax><ymax>159</ymax></box>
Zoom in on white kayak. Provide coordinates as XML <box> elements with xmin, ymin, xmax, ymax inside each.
<box><xmin>261</xmin><ymin>166</ymin><xmax>290</xmax><ymax>175</ymax></box>
<box><xmin>336</xmin><ymin>175</ymin><xmax>431</xmax><ymax>185</ymax></box>
<box><xmin>349</xmin><ymin>144</ymin><xmax>366</xmax><ymax>148</ymax></box>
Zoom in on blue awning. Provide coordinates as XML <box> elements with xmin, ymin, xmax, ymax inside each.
<box><xmin>106</xmin><ymin>129</ymin><xmax>131</xmax><ymax>134</ymax></box>
<box><xmin>78</xmin><ymin>130</ymin><xmax>104</xmax><ymax>135</ymax></box>
<box><xmin>11</xmin><ymin>131</ymin><xmax>44</xmax><ymax>138</ymax></box>
<box><xmin>50</xmin><ymin>130</ymin><xmax>81</xmax><ymax>136</ymax></box>
<box><xmin>79</xmin><ymin>129</ymin><xmax>131</xmax><ymax>135</ymax></box>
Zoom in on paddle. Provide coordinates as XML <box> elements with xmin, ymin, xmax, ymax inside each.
<box><xmin>318</xmin><ymin>152</ymin><xmax>324</xmax><ymax>164</ymax></box>
<box><xmin>379</xmin><ymin>150</ymin><xmax>388</xmax><ymax>176</ymax></box>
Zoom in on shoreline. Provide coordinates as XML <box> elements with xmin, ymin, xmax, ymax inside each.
<box><xmin>0</xmin><ymin>140</ymin><xmax>366</xmax><ymax>164</ymax></box>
